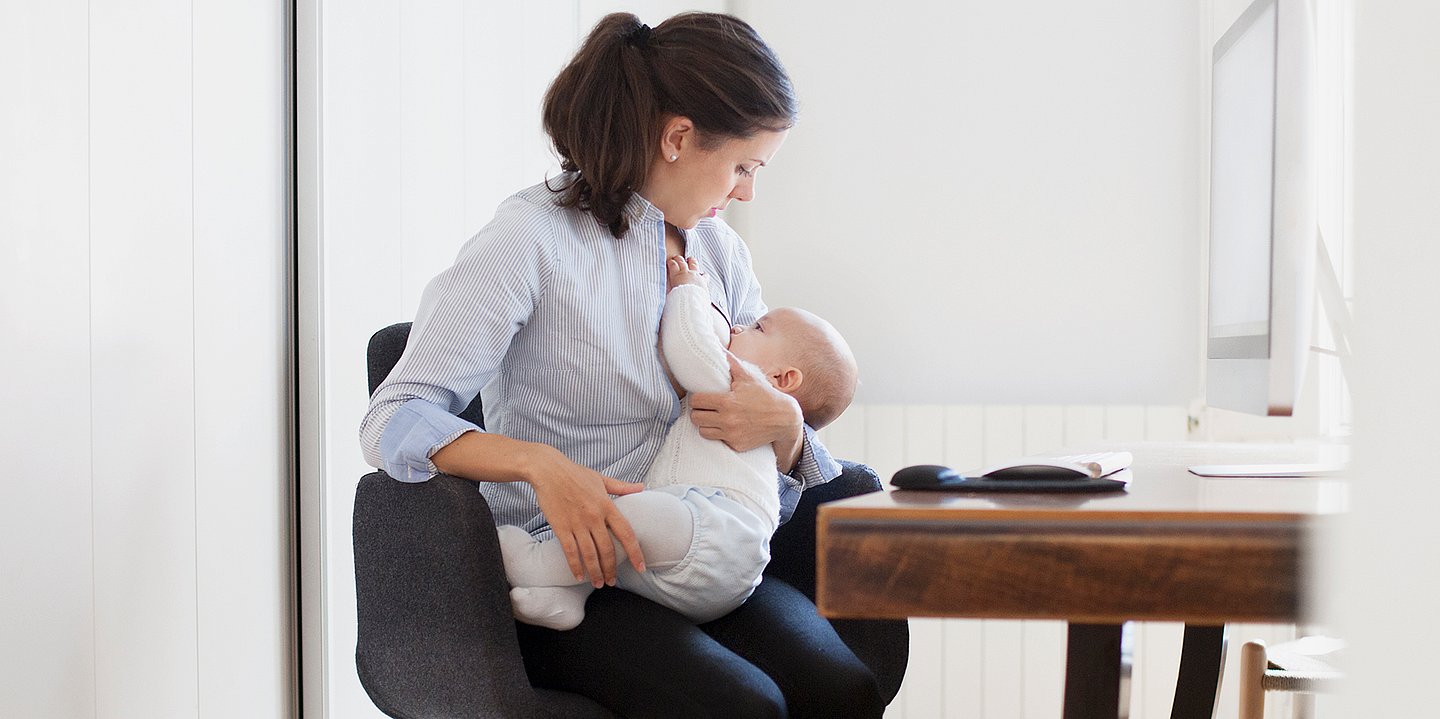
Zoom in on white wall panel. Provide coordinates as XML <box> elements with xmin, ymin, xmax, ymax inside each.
<box><xmin>819</xmin><ymin>401</ymin><xmax>868</xmax><ymax>463</ymax></box>
<box><xmin>89</xmin><ymin>0</ymin><xmax>198</xmax><ymax>715</ymax></box>
<box><xmin>978</xmin><ymin>406</ymin><xmax>1024</xmax><ymax>719</ymax></box>
<box><xmin>519</xmin><ymin>1</ymin><xmax>577</xmax><ymax>183</ymax></box>
<box><xmin>0</xmin><ymin>1</ymin><xmax>95</xmax><ymax>716</ymax></box>
<box><xmin>1063</xmin><ymin>405</ymin><xmax>1108</xmax><ymax>447</ymax></box>
<box><xmin>1104</xmin><ymin>405</ymin><xmax>1149</xmax><ymax>442</ymax></box>
<box><xmin>5</xmin><ymin>0</ymin><xmax>291</xmax><ymax>715</ymax></box>
<box><xmin>401</xmin><ymin>0</ymin><xmax>467</xmax><ymax>319</ymax></box>
<box><xmin>863</xmin><ymin>404</ymin><xmax>906</xmax><ymax>482</ymax></box>
<box><xmin>939</xmin><ymin>406</ymin><xmax>987</xmax><ymax>717</ymax></box>
<box><xmin>897</xmin><ymin>405</ymin><xmax>946</xmax><ymax>719</ymax></box>
<box><xmin>193</xmin><ymin>0</ymin><xmax>293</xmax><ymax>716</ymax></box>
<box><xmin>1019</xmin><ymin>406</ymin><xmax>1067</xmax><ymax>719</ymax></box>
<box><xmin>940</xmin><ymin>620</ymin><xmax>985</xmax><ymax>718</ymax></box>
<box><xmin>320</xmin><ymin>0</ymin><xmax>403</xmax><ymax>714</ymax></box>
<box><xmin>463</xmin><ymin>2</ymin><xmax>527</xmax><ymax>233</ymax></box>
<box><xmin>1022</xmin><ymin>405</ymin><xmax>1066</xmax><ymax>455</ymax></box>
<box><xmin>942</xmin><ymin>405</ymin><xmax>985</xmax><ymax>474</ymax></box>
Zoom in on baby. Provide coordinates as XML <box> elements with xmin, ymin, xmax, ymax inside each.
<box><xmin>497</xmin><ymin>255</ymin><xmax>858</xmax><ymax>629</ymax></box>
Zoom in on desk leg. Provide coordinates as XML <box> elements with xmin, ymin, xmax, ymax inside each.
<box><xmin>1064</xmin><ymin>623</ymin><xmax>1124</xmax><ymax>719</ymax></box>
<box><xmin>1170</xmin><ymin>624</ymin><xmax>1227</xmax><ymax>719</ymax></box>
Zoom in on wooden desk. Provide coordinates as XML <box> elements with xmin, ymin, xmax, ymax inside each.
<box><xmin>816</xmin><ymin>443</ymin><xmax>1344</xmax><ymax>719</ymax></box>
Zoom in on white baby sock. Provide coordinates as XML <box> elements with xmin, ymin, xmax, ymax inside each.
<box><xmin>508</xmin><ymin>585</ymin><xmax>591</xmax><ymax>631</ymax></box>
<box><xmin>497</xmin><ymin>525</ymin><xmax>594</xmax><ymax>630</ymax></box>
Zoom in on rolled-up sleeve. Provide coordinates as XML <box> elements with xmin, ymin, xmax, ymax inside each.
<box><xmin>776</xmin><ymin>424</ymin><xmax>842</xmax><ymax>524</ymax></box>
<box><xmin>378</xmin><ymin>398</ymin><xmax>480</xmax><ymax>482</ymax></box>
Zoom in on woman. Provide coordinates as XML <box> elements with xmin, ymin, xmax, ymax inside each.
<box><xmin>361</xmin><ymin>12</ymin><xmax>886</xmax><ymax>718</ymax></box>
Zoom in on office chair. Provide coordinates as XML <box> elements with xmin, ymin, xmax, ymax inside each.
<box><xmin>353</xmin><ymin>322</ymin><xmax>908</xmax><ymax>718</ymax></box>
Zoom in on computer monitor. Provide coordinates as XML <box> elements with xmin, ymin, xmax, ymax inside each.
<box><xmin>1205</xmin><ymin>0</ymin><xmax>1317</xmax><ymax>417</ymax></box>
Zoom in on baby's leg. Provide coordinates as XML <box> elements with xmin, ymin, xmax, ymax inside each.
<box><xmin>499</xmin><ymin>493</ymin><xmax>696</xmax><ymax>589</ymax></box>
<box><xmin>497</xmin><ymin>494</ymin><xmax>693</xmax><ymax>629</ymax></box>
<box><xmin>496</xmin><ymin>526</ymin><xmax>593</xmax><ymax>630</ymax></box>
<box><xmin>611</xmin><ymin>489</ymin><xmax>695</xmax><ymax>573</ymax></box>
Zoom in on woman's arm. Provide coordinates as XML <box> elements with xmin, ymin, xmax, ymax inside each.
<box><xmin>360</xmin><ymin>196</ymin><xmax>646</xmax><ymax>585</ymax></box>
<box><xmin>687</xmin><ymin>353</ymin><xmax>804</xmax><ymax>471</ymax></box>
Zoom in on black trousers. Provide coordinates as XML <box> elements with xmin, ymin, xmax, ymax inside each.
<box><xmin>517</xmin><ymin>576</ymin><xmax>887</xmax><ymax>719</ymax></box>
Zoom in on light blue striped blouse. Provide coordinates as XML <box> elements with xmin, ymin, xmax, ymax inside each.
<box><xmin>359</xmin><ymin>177</ymin><xmax>840</xmax><ymax>537</ymax></box>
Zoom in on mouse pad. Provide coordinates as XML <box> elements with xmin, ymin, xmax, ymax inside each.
<box><xmin>900</xmin><ymin>477</ymin><xmax>1128</xmax><ymax>493</ymax></box>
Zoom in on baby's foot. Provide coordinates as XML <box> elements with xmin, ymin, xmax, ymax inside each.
<box><xmin>510</xmin><ymin>586</ymin><xmax>590</xmax><ymax>631</ymax></box>
<box><xmin>495</xmin><ymin>525</ymin><xmax>538</xmax><ymax>586</ymax></box>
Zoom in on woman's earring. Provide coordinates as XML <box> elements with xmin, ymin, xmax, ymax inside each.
<box><xmin>670</xmin><ymin>155</ymin><xmax>677</xmax><ymax>162</ymax></box>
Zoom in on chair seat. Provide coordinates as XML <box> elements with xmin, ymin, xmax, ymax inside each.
<box><xmin>1238</xmin><ymin>636</ymin><xmax>1343</xmax><ymax>719</ymax></box>
<box><xmin>1260</xmin><ymin>636</ymin><xmax>1344</xmax><ymax>693</ymax></box>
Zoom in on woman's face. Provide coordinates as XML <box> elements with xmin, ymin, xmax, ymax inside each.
<box><xmin>644</xmin><ymin>122</ymin><xmax>789</xmax><ymax>230</ymax></box>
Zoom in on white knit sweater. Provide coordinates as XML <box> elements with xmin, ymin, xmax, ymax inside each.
<box><xmin>641</xmin><ymin>284</ymin><xmax>780</xmax><ymax>532</ymax></box>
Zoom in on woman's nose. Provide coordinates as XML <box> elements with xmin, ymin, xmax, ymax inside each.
<box><xmin>730</xmin><ymin>176</ymin><xmax>756</xmax><ymax>203</ymax></box>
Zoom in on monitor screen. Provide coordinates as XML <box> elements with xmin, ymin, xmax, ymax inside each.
<box><xmin>1208</xmin><ymin>0</ymin><xmax>1276</xmax><ymax>360</ymax></box>
<box><xmin>1205</xmin><ymin>0</ymin><xmax>1316</xmax><ymax>417</ymax></box>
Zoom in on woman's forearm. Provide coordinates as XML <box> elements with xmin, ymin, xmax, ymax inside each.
<box><xmin>773</xmin><ymin>423</ymin><xmax>804</xmax><ymax>473</ymax></box>
<box><xmin>430</xmin><ymin>430</ymin><xmax>553</xmax><ymax>485</ymax></box>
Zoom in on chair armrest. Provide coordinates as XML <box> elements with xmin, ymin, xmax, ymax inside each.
<box><xmin>352</xmin><ymin>471</ymin><xmax>557</xmax><ymax>719</ymax></box>
<box><xmin>765</xmin><ymin>460</ymin><xmax>909</xmax><ymax>705</ymax></box>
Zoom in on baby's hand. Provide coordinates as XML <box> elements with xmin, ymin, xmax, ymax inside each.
<box><xmin>666</xmin><ymin>255</ymin><xmax>709</xmax><ymax>291</ymax></box>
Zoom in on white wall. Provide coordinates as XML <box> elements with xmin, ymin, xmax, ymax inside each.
<box><xmin>1334</xmin><ymin>0</ymin><xmax>1440</xmax><ymax>715</ymax></box>
<box><xmin>0</xmin><ymin>1</ymin><xmax>293</xmax><ymax>717</ymax></box>
<box><xmin>297</xmin><ymin>1</ymin><xmax>723</xmax><ymax>716</ymax></box>
<box><xmin>728</xmin><ymin>0</ymin><xmax>1202</xmax><ymax>406</ymax></box>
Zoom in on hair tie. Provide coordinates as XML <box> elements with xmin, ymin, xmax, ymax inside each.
<box><xmin>626</xmin><ymin>23</ymin><xmax>651</xmax><ymax>48</ymax></box>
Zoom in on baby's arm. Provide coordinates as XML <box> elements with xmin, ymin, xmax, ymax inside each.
<box><xmin>662</xmin><ymin>257</ymin><xmax>735</xmax><ymax>396</ymax></box>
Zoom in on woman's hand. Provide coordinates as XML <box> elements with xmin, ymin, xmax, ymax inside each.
<box><xmin>429</xmin><ymin>425</ymin><xmax>647</xmax><ymax>587</ymax></box>
<box><xmin>688</xmin><ymin>353</ymin><xmax>805</xmax><ymax>470</ymax></box>
<box><xmin>523</xmin><ymin>444</ymin><xmax>647</xmax><ymax>588</ymax></box>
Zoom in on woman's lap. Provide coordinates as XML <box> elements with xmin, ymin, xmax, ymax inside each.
<box><xmin>517</xmin><ymin>576</ymin><xmax>885</xmax><ymax>719</ymax></box>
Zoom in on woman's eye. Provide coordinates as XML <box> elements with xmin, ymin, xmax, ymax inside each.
<box><xmin>737</xmin><ymin>166</ymin><xmax>755</xmax><ymax>177</ymax></box>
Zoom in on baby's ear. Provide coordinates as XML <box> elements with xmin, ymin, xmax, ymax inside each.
<box><xmin>770</xmin><ymin>367</ymin><xmax>803</xmax><ymax>394</ymax></box>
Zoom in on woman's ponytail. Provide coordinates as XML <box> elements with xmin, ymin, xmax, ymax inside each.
<box><xmin>543</xmin><ymin>12</ymin><xmax>796</xmax><ymax>239</ymax></box>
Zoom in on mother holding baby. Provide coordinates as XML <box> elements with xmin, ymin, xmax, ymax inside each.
<box><xmin>361</xmin><ymin>12</ymin><xmax>898</xmax><ymax>718</ymax></box>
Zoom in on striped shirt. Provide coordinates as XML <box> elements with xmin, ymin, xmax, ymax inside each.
<box><xmin>359</xmin><ymin>177</ymin><xmax>841</xmax><ymax>536</ymax></box>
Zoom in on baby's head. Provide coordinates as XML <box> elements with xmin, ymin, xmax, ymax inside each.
<box><xmin>727</xmin><ymin>308</ymin><xmax>858</xmax><ymax>429</ymax></box>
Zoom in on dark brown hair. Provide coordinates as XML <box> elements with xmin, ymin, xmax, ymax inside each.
<box><xmin>543</xmin><ymin>12</ymin><xmax>797</xmax><ymax>238</ymax></box>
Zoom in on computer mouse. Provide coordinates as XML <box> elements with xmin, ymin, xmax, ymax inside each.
<box><xmin>891</xmin><ymin>464</ymin><xmax>968</xmax><ymax>489</ymax></box>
